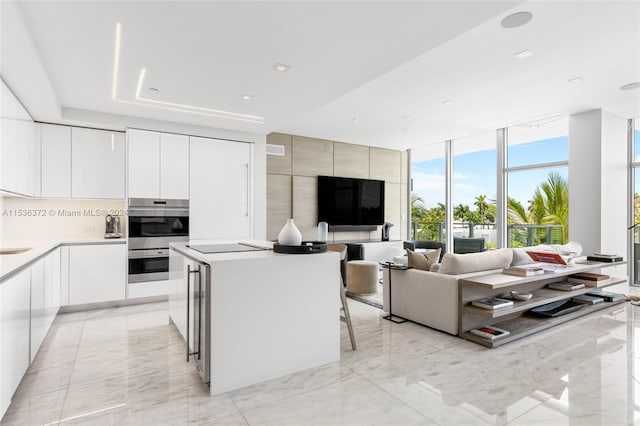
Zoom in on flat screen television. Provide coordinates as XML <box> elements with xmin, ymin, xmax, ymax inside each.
<box><xmin>317</xmin><ymin>175</ymin><xmax>385</xmax><ymax>226</ymax></box>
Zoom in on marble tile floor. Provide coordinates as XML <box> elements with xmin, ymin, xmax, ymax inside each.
<box><xmin>3</xmin><ymin>287</ymin><xmax>640</xmax><ymax>426</ymax></box>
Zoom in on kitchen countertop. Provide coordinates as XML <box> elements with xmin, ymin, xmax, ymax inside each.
<box><xmin>0</xmin><ymin>238</ymin><xmax>126</xmax><ymax>282</ymax></box>
<box><xmin>170</xmin><ymin>240</ymin><xmax>278</xmax><ymax>264</ymax></box>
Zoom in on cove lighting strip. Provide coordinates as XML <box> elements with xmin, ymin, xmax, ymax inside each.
<box><xmin>111</xmin><ymin>23</ymin><xmax>264</xmax><ymax>124</ymax></box>
<box><xmin>134</xmin><ymin>68</ymin><xmax>264</xmax><ymax>123</ymax></box>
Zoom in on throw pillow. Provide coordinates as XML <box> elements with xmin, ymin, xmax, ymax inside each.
<box><xmin>438</xmin><ymin>248</ymin><xmax>513</xmax><ymax>275</ymax></box>
<box><xmin>406</xmin><ymin>248</ymin><xmax>441</xmax><ymax>271</ymax></box>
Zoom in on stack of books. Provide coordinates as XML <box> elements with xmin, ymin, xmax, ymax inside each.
<box><xmin>503</xmin><ymin>265</ymin><xmax>545</xmax><ymax>277</ymax></box>
<box><xmin>471</xmin><ymin>297</ymin><xmax>514</xmax><ymax>310</ymax></box>
<box><xmin>568</xmin><ymin>272</ymin><xmax>609</xmax><ymax>286</ymax></box>
<box><xmin>586</xmin><ymin>253</ymin><xmax>623</xmax><ymax>263</ymax></box>
<box><xmin>571</xmin><ymin>294</ymin><xmax>604</xmax><ymax>305</ymax></box>
<box><xmin>470</xmin><ymin>325</ymin><xmax>510</xmax><ymax>340</ymax></box>
<box><xmin>586</xmin><ymin>289</ymin><xmax>626</xmax><ymax>302</ymax></box>
<box><xmin>547</xmin><ymin>281</ymin><xmax>585</xmax><ymax>291</ymax></box>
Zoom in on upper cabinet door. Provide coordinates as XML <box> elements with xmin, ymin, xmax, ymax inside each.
<box><xmin>71</xmin><ymin>127</ymin><xmax>125</xmax><ymax>199</ymax></box>
<box><xmin>160</xmin><ymin>133</ymin><xmax>189</xmax><ymax>200</ymax></box>
<box><xmin>0</xmin><ymin>80</ymin><xmax>34</xmax><ymax>196</ymax></box>
<box><xmin>41</xmin><ymin>124</ymin><xmax>72</xmax><ymax>198</ymax></box>
<box><xmin>190</xmin><ymin>136</ymin><xmax>252</xmax><ymax>240</ymax></box>
<box><xmin>127</xmin><ymin>129</ymin><xmax>161</xmax><ymax>198</ymax></box>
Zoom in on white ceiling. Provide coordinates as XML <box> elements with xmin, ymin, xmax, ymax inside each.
<box><xmin>2</xmin><ymin>1</ymin><xmax>639</xmax><ymax>150</ymax></box>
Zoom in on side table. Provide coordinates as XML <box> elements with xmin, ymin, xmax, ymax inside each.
<box><xmin>380</xmin><ymin>262</ymin><xmax>408</xmax><ymax>323</ymax></box>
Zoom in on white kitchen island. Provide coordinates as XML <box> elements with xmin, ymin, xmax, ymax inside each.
<box><xmin>168</xmin><ymin>241</ymin><xmax>340</xmax><ymax>395</ymax></box>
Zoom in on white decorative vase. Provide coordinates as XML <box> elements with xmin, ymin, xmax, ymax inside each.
<box><xmin>278</xmin><ymin>219</ymin><xmax>302</xmax><ymax>246</ymax></box>
<box><xmin>317</xmin><ymin>222</ymin><xmax>328</xmax><ymax>242</ymax></box>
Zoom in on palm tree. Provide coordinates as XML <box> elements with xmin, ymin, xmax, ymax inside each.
<box><xmin>507</xmin><ymin>197</ymin><xmax>528</xmax><ymax>224</ymax></box>
<box><xmin>529</xmin><ymin>171</ymin><xmax>569</xmax><ymax>243</ymax></box>
<box><xmin>454</xmin><ymin>204</ymin><xmax>470</xmax><ymax>221</ymax></box>
<box><xmin>473</xmin><ymin>195</ymin><xmax>494</xmax><ymax>225</ymax></box>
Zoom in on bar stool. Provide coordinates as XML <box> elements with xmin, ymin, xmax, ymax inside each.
<box><xmin>327</xmin><ymin>244</ymin><xmax>356</xmax><ymax>351</ymax></box>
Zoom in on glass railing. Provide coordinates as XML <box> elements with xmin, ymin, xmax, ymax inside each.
<box><xmin>410</xmin><ymin>221</ymin><xmax>563</xmax><ymax>248</ymax></box>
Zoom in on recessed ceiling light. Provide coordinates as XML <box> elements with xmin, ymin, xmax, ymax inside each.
<box><xmin>500</xmin><ymin>11</ymin><xmax>533</xmax><ymax>29</ymax></box>
<box><xmin>442</xmin><ymin>100</ymin><xmax>455</xmax><ymax>105</ymax></box>
<box><xmin>241</xmin><ymin>94</ymin><xmax>254</xmax><ymax>100</ymax></box>
<box><xmin>401</xmin><ymin>128</ymin><xmax>408</xmax><ymax>132</ymax></box>
<box><xmin>514</xmin><ymin>49</ymin><xmax>533</xmax><ymax>60</ymax></box>
<box><xmin>401</xmin><ymin>115</ymin><xmax>409</xmax><ymax>119</ymax></box>
<box><xmin>568</xmin><ymin>77</ymin><xmax>583</xmax><ymax>84</ymax></box>
<box><xmin>352</xmin><ymin>118</ymin><xmax>360</xmax><ymax>123</ymax></box>
<box><xmin>272</xmin><ymin>63</ymin><xmax>291</xmax><ymax>72</ymax></box>
<box><xmin>620</xmin><ymin>82</ymin><xmax>640</xmax><ymax>91</ymax></box>
<box><xmin>149</xmin><ymin>87</ymin><xmax>159</xmax><ymax>92</ymax></box>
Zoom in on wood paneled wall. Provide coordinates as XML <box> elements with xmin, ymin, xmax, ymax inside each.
<box><xmin>266</xmin><ymin>133</ymin><xmax>408</xmax><ymax>242</ymax></box>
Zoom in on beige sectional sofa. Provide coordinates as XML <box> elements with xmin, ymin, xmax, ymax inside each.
<box><xmin>382</xmin><ymin>243</ymin><xmax>581</xmax><ymax>335</ymax></box>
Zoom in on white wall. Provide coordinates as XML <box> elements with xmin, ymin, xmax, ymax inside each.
<box><xmin>601</xmin><ymin>110</ymin><xmax>628</xmax><ymax>276</ymax></box>
<box><xmin>569</xmin><ymin>109</ymin><xmax>628</xmax><ymax>274</ymax></box>
<box><xmin>569</xmin><ymin>110</ymin><xmax>602</xmax><ymax>255</ymax></box>
<box><xmin>0</xmin><ymin>197</ymin><xmax>126</xmax><ymax>242</ymax></box>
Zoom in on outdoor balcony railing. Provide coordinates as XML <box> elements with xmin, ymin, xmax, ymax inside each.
<box><xmin>410</xmin><ymin>221</ymin><xmax>563</xmax><ymax>247</ymax></box>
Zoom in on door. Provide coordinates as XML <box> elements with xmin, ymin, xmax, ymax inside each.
<box><xmin>71</xmin><ymin>128</ymin><xmax>125</xmax><ymax>199</ymax></box>
<box><xmin>41</xmin><ymin>124</ymin><xmax>72</xmax><ymax>197</ymax></box>
<box><xmin>160</xmin><ymin>133</ymin><xmax>189</xmax><ymax>199</ymax></box>
<box><xmin>0</xmin><ymin>268</ymin><xmax>31</xmax><ymax>417</ymax></box>
<box><xmin>128</xmin><ymin>129</ymin><xmax>161</xmax><ymax>198</ymax></box>
<box><xmin>30</xmin><ymin>259</ymin><xmax>47</xmax><ymax>362</ymax></box>
<box><xmin>69</xmin><ymin>244</ymin><xmax>126</xmax><ymax>305</ymax></box>
<box><xmin>190</xmin><ymin>137</ymin><xmax>252</xmax><ymax>240</ymax></box>
<box><xmin>186</xmin><ymin>260</ymin><xmax>210</xmax><ymax>384</ymax></box>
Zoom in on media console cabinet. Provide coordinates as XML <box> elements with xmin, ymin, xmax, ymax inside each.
<box><xmin>459</xmin><ymin>259</ymin><xmax>627</xmax><ymax>348</ymax></box>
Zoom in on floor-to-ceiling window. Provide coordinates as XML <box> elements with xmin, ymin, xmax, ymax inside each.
<box><xmin>452</xmin><ymin>132</ymin><xmax>497</xmax><ymax>248</ymax></box>
<box><xmin>410</xmin><ymin>142</ymin><xmax>446</xmax><ymax>242</ymax></box>
<box><xmin>505</xmin><ymin>116</ymin><xmax>569</xmax><ymax>247</ymax></box>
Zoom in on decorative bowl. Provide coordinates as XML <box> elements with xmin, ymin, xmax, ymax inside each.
<box><xmin>510</xmin><ymin>291</ymin><xmax>533</xmax><ymax>301</ymax></box>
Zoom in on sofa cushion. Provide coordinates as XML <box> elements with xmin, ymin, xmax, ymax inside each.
<box><xmin>406</xmin><ymin>248</ymin><xmax>441</xmax><ymax>270</ymax></box>
<box><xmin>438</xmin><ymin>248</ymin><xmax>513</xmax><ymax>275</ymax></box>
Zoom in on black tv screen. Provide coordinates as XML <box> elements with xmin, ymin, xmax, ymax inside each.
<box><xmin>317</xmin><ymin>176</ymin><xmax>385</xmax><ymax>226</ymax></box>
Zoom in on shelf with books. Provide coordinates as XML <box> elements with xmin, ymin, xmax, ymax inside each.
<box><xmin>461</xmin><ymin>298</ymin><xmax>626</xmax><ymax>348</ymax></box>
<box><xmin>464</xmin><ymin>259</ymin><xmax>626</xmax><ymax>290</ymax></box>
<box><xmin>458</xmin><ymin>257</ymin><xmax>628</xmax><ymax>347</ymax></box>
<box><xmin>462</xmin><ymin>276</ymin><xmax>626</xmax><ymax>319</ymax></box>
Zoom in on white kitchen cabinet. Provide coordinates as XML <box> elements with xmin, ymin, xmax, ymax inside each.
<box><xmin>30</xmin><ymin>258</ymin><xmax>46</xmax><ymax>362</ymax></box>
<box><xmin>127</xmin><ymin>129</ymin><xmax>160</xmax><ymax>198</ymax></box>
<box><xmin>69</xmin><ymin>244</ymin><xmax>126</xmax><ymax>305</ymax></box>
<box><xmin>43</xmin><ymin>248</ymin><xmax>61</xmax><ymax>331</ymax></box>
<box><xmin>0</xmin><ymin>268</ymin><xmax>31</xmax><ymax>418</ymax></box>
<box><xmin>71</xmin><ymin>127</ymin><xmax>125</xmax><ymax>199</ymax></box>
<box><xmin>190</xmin><ymin>136</ymin><xmax>253</xmax><ymax>240</ymax></box>
<box><xmin>168</xmin><ymin>248</ymin><xmax>187</xmax><ymax>340</ymax></box>
<box><xmin>0</xmin><ymin>79</ymin><xmax>36</xmax><ymax>196</ymax></box>
<box><xmin>160</xmin><ymin>133</ymin><xmax>189</xmax><ymax>199</ymax></box>
<box><xmin>41</xmin><ymin>124</ymin><xmax>72</xmax><ymax>198</ymax></box>
<box><xmin>127</xmin><ymin>129</ymin><xmax>189</xmax><ymax>199</ymax></box>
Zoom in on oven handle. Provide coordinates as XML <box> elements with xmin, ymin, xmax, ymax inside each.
<box><xmin>128</xmin><ymin>209</ymin><xmax>189</xmax><ymax>217</ymax></box>
<box><xmin>128</xmin><ymin>249</ymin><xmax>169</xmax><ymax>258</ymax></box>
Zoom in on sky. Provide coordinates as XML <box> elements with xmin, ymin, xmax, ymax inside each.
<box><xmin>412</xmin><ymin>136</ymin><xmax>569</xmax><ymax>209</ymax></box>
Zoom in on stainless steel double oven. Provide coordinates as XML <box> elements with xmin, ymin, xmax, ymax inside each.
<box><xmin>127</xmin><ymin>198</ymin><xmax>189</xmax><ymax>283</ymax></box>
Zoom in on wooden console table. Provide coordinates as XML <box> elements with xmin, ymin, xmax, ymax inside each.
<box><xmin>458</xmin><ymin>259</ymin><xmax>627</xmax><ymax>348</ymax></box>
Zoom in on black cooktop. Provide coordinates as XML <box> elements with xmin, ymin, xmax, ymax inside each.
<box><xmin>187</xmin><ymin>243</ymin><xmax>265</xmax><ymax>254</ymax></box>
